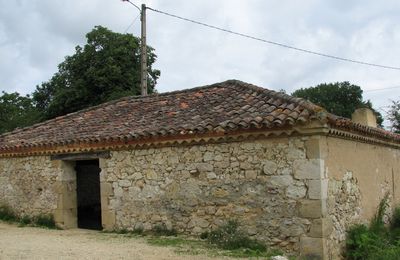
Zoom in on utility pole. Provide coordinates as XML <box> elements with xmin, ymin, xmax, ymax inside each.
<box><xmin>140</xmin><ymin>4</ymin><xmax>148</xmax><ymax>96</ymax></box>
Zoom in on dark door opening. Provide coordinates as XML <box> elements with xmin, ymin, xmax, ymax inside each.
<box><xmin>75</xmin><ymin>160</ymin><xmax>102</xmax><ymax>230</ymax></box>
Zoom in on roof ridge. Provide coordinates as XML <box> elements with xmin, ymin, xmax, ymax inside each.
<box><xmin>227</xmin><ymin>80</ymin><xmax>327</xmax><ymax>118</ymax></box>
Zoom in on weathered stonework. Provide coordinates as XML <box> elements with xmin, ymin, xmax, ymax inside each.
<box><xmin>99</xmin><ymin>137</ymin><xmax>315</xmax><ymax>253</ymax></box>
<box><xmin>0</xmin><ymin>156</ymin><xmax>58</xmax><ymax>216</ymax></box>
<box><xmin>326</xmin><ymin>172</ymin><xmax>361</xmax><ymax>258</ymax></box>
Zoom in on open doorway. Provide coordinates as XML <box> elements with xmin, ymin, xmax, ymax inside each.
<box><xmin>75</xmin><ymin>160</ymin><xmax>102</xmax><ymax>230</ymax></box>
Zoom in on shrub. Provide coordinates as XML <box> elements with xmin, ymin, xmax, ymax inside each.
<box><xmin>152</xmin><ymin>223</ymin><xmax>177</xmax><ymax>236</ymax></box>
<box><xmin>0</xmin><ymin>204</ymin><xmax>57</xmax><ymax>229</ymax></box>
<box><xmin>19</xmin><ymin>215</ymin><xmax>33</xmax><ymax>226</ymax></box>
<box><xmin>34</xmin><ymin>214</ymin><xmax>56</xmax><ymax>229</ymax></box>
<box><xmin>206</xmin><ymin>220</ymin><xmax>266</xmax><ymax>252</ymax></box>
<box><xmin>0</xmin><ymin>204</ymin><xmax>19</xmax><ymax>222</ymax></box>
<box><xmin>345</xmin><ymin>194</ymin><xmax>400</xmax><ymax>260</ymax></box>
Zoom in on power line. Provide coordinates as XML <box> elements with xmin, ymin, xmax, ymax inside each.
<box><xmin>364</xmin><ymin>86</ymin><xmax>400</xmax><ymax>93</ymax></box>
<box><xmin>122</xmin><ymin>0</ymin><xmax>140</xmax><ymax>12</ymax></box>
<box><xmin>146</xmin><ymin>6</ymin><xmax>400</xmax><ymax>71</ymax></box>
<box><xmin>124</xmin><ymin>13</ymin><xmax>140</xmax><ymax>33</ymax></box>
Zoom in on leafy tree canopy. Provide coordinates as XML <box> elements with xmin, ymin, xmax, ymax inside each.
<box><xmin>33</xmin><ymin>25</ymin><xmax>160</xmax><ymax>119</ymax></box>
<box><xmin>387</xmin><ymin>100</ymin><xmax>400</xmax><ymax>133</ymax></box>
<box><xmin>292</xmin><ymin>81</ymin><xmax>383</xmax><ymax>126</ymax></box>
<box><xmin>0</xmin><ymin>92</ymin><xmax>41</xmax><ymax>134</ymax></box>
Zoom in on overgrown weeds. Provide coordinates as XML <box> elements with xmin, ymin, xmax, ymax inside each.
<box><xmin>0</xmin><ymin>204</ymin><xmax>19</xmax><ymax>222</ymax></box>
<box><xmin>199</xmin><ymin>219</ymin><xmax>280</xmax><ymax>258</ymax></box>
<box><xmin>153</xmin><ymin>223</ymin><xmax>177</xmax><ymax>236</ymax></box>
<box><xmin>0</xmin><ymin>204</ymin><xmax>57</xmax><ymax>229</ymax></box>
<box><xmin>202</xmin><ymin>220</ymin><xmax>266</xmax><ymax>252</ymax></box>
<box><xmin>345</xmin><ymin>193</ymin><xmax>400</xmax><ymax>260</ymax></box>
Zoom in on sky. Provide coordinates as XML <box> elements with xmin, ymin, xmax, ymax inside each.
<box><xmin>1</xmin><ymin>0</ymin><xmax>400</xmax><ymax>124</ymax></box>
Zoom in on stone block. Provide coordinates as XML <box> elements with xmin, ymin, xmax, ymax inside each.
<box><xmin>145</xmin><ymin>169</ymin><xmax>157</xmax><ymax>180</ymax></box>
<box><xmin>62</xmin><ymin>193</ymin><xmax>77</xmax><ymax>209</ymax></box>
<box><xmin>101</xmin><ymin>195</ymin><xmax>109</xmax><ymax>210</ymax></box>
<box><xmin>293</xmin><ymin>159</ymin><xmax>324</xmax><ymax>180</ymax></box>
<box><xmin>263</xmin><ymin>161</ymin><xmax>278</xmax><ymax>175</ymax></box>
<box><xmin>99</xmin><ymin>158</ymin><xmax>108</xmax><ymax>170</ymax></box>
<box><xmin>100</xmin><ymin>182</ymin><xmax>113</xmax><ymax>196</ymax></box>
<box><xmin>305</xmin><ymin>139</ymin><xmax>321</xmax><ymax>159</ymax></box>
<box><xmin>299</xmin><ymin>236</ymin><xmax>324</xmax><ymax>259</ymax></box>
<box><xmin>245</xmin><ymin>170</ymin><xmax>257</xmax><ymax>179</ymax></box>
<box><xmin>286</xmin><ymin>184</ymin><xmax>307</xmax><ymax>199</ymax></box>
<box><xmin>54</xmin><ymin>209</ymin><xmax>64</xmax><ymax>225</ymax></box>
<box><xmin>308</xmin><ymin>218</ymin><xmax>333</xmax><ymax>238</ymax></box>
<box><xmin>269</xmin><ymin>175</ymin><xmax>293</xmax><ymax>187</ymax></box>
<box><xmin>196</xmin><ymin>163</ymin><xmax>213</xmax><ymax>173</ymax></box>
<box><xmin>203</xmin><ymin>151</ymin><xmax>214</xmax><ymax>162</ymax></box>
<box><xmin>308</xmin><ymin>179</ymin><xmax>328</xmax><ymax>199</ymax></box>
<box><xmin>298</xmin><ymin>199</ymin><xmax>327</xmax><ymax>219</ymax></box>
<box><xmin>102</xmin><ymin>210</ymin><xmax>116</xmax><ymax>230</ymax></box>
<box><xmin>118</xmin><ymin>179</ymin><xmax>131</xmax><ymax>188</ymax></box>
<box><xmin>62</xmin><ymin>208</ymin><xmax>78</xmax><ymax>229</ymax></box>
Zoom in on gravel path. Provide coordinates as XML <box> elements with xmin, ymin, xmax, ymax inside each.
<box><xmin>0</xmin><ymin>222</ymin><xmax>227</xmax><ymax>260</ymax></box>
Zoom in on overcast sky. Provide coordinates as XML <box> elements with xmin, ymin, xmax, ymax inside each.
<box><xmin>1</xmin><ymin>0</ymin><xmax>400</xmax><ymax>121</ymax></box>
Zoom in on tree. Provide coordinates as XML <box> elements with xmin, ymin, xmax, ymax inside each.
<box><xmin>33</xmin><ymin>26</ymin><xmax>160</xmax><ymax>119</ymax></box>
<box><xmin>292</xmin><ymin>82</ymin><xmax>383</xmax><ymax>126</ymax></box>
<box><xmin>0</xmin><ymin>92</ymin><xmax>41</xmax><ymax>134</ymax></box>
<box><xmin>387</xmin><ymin>100</ymin><xmax>400</xmax><ymax>133</ymax></box>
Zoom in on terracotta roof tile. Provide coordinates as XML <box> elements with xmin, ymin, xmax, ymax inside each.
<box><xmin>0</xmin><ymin>79</ymin><xmax>399</xmax><ymax>153</ymax></box>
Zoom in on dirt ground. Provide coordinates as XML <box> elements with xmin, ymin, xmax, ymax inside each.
<box><xmin>0</xmin><ymin>222</ymin><xmax>228</xmax><ymax>260</ymax></box>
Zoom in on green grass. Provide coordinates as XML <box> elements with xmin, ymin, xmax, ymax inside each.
<box><xmin>203</xmin><ymin>220</ymin><xmax>267</xmax><ymax>252</ymax></box>
<box><xmin>345</xmin><ymin>193</ymin><xmax>400</xmax><ymax>260</ymax></box>
<box><xmin>0</xmin><ymin>204</ymin><xmax>19</xmax><ymax>222</ymax></box>
<box><xmin>0</xmin><ymin>204</ymin><xmax>57</xmax><ymax>229</ymax></box>
<box><xmin>105</xmin><ymin>221</ymin><xmax>285</xmax><ymax>258</ymax></box>
<box><xmin>146</xmin><ymin>220</ymin><xmax>286</xmax><ymax>259</ymax></box>
<box><xmin>152</xmin><ymin>224</ymin><xmax>177</xmax><ymax>236</ymax></box>
<box><xmin>147</xmin><ymin>236</ymin><xmax>283</xmax><ymax>258</ymax></box>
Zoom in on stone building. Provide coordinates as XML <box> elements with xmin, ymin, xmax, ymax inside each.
<box><xmin>0</xmin><ymin>80</ymin><xmax>399</xmax><ymax>259</ymax></box>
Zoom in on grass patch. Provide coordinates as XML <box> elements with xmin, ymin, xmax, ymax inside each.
<box><xmin>103</xmin><ymin>221</ymin><xmax>286</xmax><ymax>258</ymax></box>
<box><xmin>203</xmin><ymin>220</ymin><xmax>267</xmax><ymax>252</ymax></box>
<box><xmin>147</xmin><ymin>235</ymin><xmax>284</xmax><ymax>259</ymax></box>
<box><xmin>0</xmin><ymin>204</ymin><xmax>57</xmax><ymax>229</ymax></box>
<box><xmin>345</xmin><ymin>193</ymin><xmax>400</xmax><ymax>260</ymax></box>
<box><xmin>34</xmin><ymin>214</ymin><xmax>57</xmax><ymax>229</ymax></box>
<box><xmin>0</xmin><ymin>204</ymin><xmax>19</xmax><ymax>222</ymax></box>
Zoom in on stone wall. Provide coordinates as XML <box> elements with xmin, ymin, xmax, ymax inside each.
<box><xmin>100</xmin><ymin>137</ymin><xmax>325</xmax><ymax>255</ymax></box>
<box><xmin>2</xmin><ymin>135</ymin><xmax>371</xmax><ymax>258</ymax></box>
<box><xmin>324</xmin><ymin>137</ymin><xmax>400</xmax><ymax>259</ymax></box>
<box><xmin>0</xmin><ymin>156</ymin><xmax>58</xmax><ymax>216</ymax></box>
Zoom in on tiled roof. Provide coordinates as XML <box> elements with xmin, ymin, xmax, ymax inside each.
<box><xmin>0</xmin><ymin>79</ymin><xmax>399</xmax><ymax>155</ymax></box>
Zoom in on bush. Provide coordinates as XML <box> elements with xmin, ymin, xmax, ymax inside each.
<box><xmin>205</xmin><ymin>220</ymin><xmax>266</xmax><ymax>252</ymax></box>
<box><xmin>345</xmin><ymin>194</ymin><xmax>400</xmax><ymax>260</ymax></box>
<box><xmin>0</xmin><ymin>204</ymin><xmax>57</xmax><ymax>229</ymax></box>
<box><xmin>0</xmin><ymin>204</ymin><xmax>19</xmax><ymax>222</ymax></box>
<box><xmin>19</xmin><ymin>215</ymin><xmax>33</xmax><ymax>226</ymax></box>
<box><xmin>152</xmin><ymin>224</ymin><xmax>177</xmax><ymax>236</ymax></box>
<box><xmin>34</xmin><ymin>214</ymin><xmax>56</xmax><ymax>229</ymax></box>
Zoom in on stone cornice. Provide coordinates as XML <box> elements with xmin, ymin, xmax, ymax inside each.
<box><xmin>0</xmin><ymin>127</ymin><xmax>300</xmax><ymax>158</ymax></box>
<box><xmin>327</xmin><ymin>127</ymin><xmax>400</xmax><ymax>149</ymax></box>
<box><xmin>1</xmin><ymin>122</ymin><xmax>398</xmax><ymax>158</ymax></box>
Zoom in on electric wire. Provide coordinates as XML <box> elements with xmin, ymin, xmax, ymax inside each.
<box><xmin>124</xmin><ymin>13</ymin><xmax>140</xmax><ymax>33</ymax></box>
<box><xmin>122</xmin><ymin>0</ymin><xmax>141</xmax><ymax>12</ymax></box>
<box><xmin>146</xmin><ymin>6</ymin><xmax>400</xmax><ymax>71</ymax></box>
<box><xmin>364</xmin><ymin>86</ymin><xmax>400</xmax><ymax>93</ymax></box>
